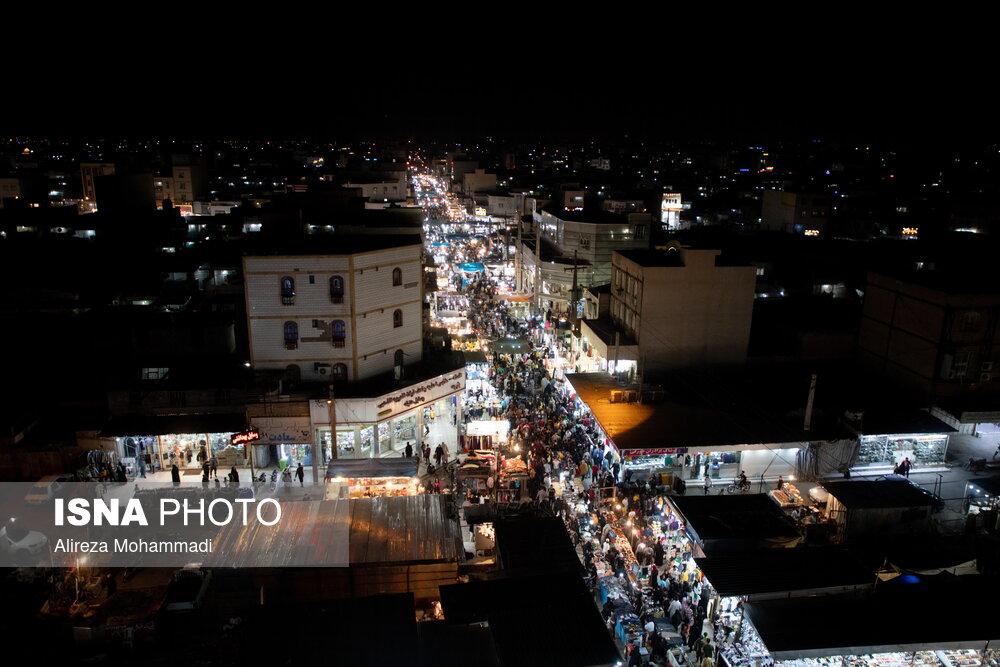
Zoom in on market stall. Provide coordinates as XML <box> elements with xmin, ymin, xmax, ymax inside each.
<box><xmin>324</xmin><ymin>458</ymin><xmax>422</xmax><ymax>499</ymax></box>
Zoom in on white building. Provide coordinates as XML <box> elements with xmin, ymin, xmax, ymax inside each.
<box><xmin>244</xmin><ymin>235</ymin><xmax>465</xmax><ymax>465</ymax></box>
<box><xmin>244</xmin><ymin>236</ymin><xmax>424</xmax><ymax>383</ymax></box>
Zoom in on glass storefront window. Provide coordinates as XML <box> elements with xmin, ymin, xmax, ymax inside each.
<box><xmin>858</xmin><ymin>435</ymin><xmax>890</xmax><ymax>465</ymax></box>
<box><xmin>378</xmin><ymin>422</ymin><xmax>391</xmax><ymax>454</ymax></box>
<box><xmin>336</xmin><ymin>430</ymin><xmax>356</xmax><ymax>459</ymax></box>
<box><xmin>360</xmin><ymin>426</ymin><xmax>373</xmax><ymax>457</ymax></box>
<box><xmin>392</xmin><ymin>413</ymin><xmax>417</xmax><ymax>452</ymax></box>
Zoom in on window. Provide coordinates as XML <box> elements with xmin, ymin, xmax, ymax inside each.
<box><xmin>330</xmin><ymin>275</ymin><xmax>344</xmax><ymax>304</ymax></box>
<box><xmin>332</xmin><ymin>363</ymin><xmax>347</xmax><ymax>380</ymax></box>
<box><xmin>393</xmin><ymin>309</ymin><xmax>403</xmax><ymax>328</ymax></box>
<box><xmin>394</xmin><ymin>349</ymin><xmax>404</xmax><ymax>367</ymax></box>
<box><xmin>392</xmin><ymin>267</ymin><xmax>403</xmax><ymax>286</ymax></box>
<box><xmin>312</xmin><ymin>319</ymin><xmax>319</xmax><ymax>328</ymax></box>
<box><xmin>280</xmin><ymin>276</ymin><xmax>295</xmax><ymax>305</ymax></box>
<box><xmin>283</xmin><ymin>321</ymin><xmax>299</xmax><ymax>349</ymax></box>
<box><xmin>308</xmin><ymin>275</ymin><xmax>315</xmax><ymax>284</ymax></box>
<box><xmin>332</xmin><ymin>320</ymin><xmax>346</xmax><ymax>348</ymax></box>
<box><xmin>634</xmin><ymin>224</ymin><xmax>645</xmax><ymax>239</ymax></box>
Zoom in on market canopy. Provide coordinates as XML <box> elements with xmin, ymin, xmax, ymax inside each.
<box><xmin>695</xmin><ymin>548</ymin><xmax>873</xmax><ymax>598</ymax></box>
<box><xmin>489</xmin><ymin>338</ymin><xmax>531</xmax><ymax>354</ymax></box>
<box><xmin>457</xmin><ymin>262</ymin><xmax>485</xmax><ymax>273</ymax></box>
<box><xmin>325</xmin><ymin>457</ymin><xmax>418</xmax><ymax>480</ymax></box>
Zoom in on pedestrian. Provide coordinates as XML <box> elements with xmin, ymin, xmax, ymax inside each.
<box><xmin>230</xmin><ymin>465</ymin><xmax>240</xmax><ymax>484</ymax></box>
<box><xmin>210</xmin><ymin>455</ymin><xmax>218</xmax><ymax>479</ymax></box>
<box><xmin>703</xmin><ymin>473</ymin><xmax>711</xmax><ymax>495</ymax></box>
<box><xmin>433</xmin><ymin>478</ymin><xmax>442</xmax><ymax>494</ymax></box>
<box><xmin>423</xmin><ymin>444</ymin><xmax>431</xmax><ymax>467</ymax></box>
<box><xmin>434</xmin><ymin>444</ymin><xmax>444</xmax><ymax>467</ymax></box>
<box><xmin>405</xmin><ymin>442</ymin><xmax>413</xmax><ymax>458</ymax></box>
<box><xmin>296</xmin><ymin>462</ymin><xmax>304</xmax><ymax>486</ymax></box>
<box><xmin>901</xmin><ymin>457</ymin><xmax>912</xmax><ymax>477</ymax></box>
<box><xmin>171</xmin><ymin>463</ymin><xmax>180</xmax><ymax>485</ymax></box>
<box><xmin>776</xmin><ymin>475</ymin><xmax>784</xmax><ymax>490</ymax></box>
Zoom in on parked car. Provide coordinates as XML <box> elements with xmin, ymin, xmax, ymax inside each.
<box><xmin>0</xmin><ymin>523</ymin><xmax>49</xmax><ymax>560</ymax></box>
<box><xmin>24</xmin><ymin>474</ymin><xmax>75</xmax><ymax>505</ymax></box>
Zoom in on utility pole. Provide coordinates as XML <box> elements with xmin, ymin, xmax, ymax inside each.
<box><xmin>515</xmin><ymin>215</ymin><xmax>522</xmax><ymax>292</ymax></box>
<box><xmin>570</xmin><ymin>249</ymin><xmax>580</xmax><ymax>336</ymax></box>
<box><xmin>804</xmin><ymin>373</ymin><xmax>817</xmax><ymax>432</ymax></box>
<box><xmin>534</xmin><ymin>219</ymin><xmax>541</xmax><ymax>318</ymax></box>
<box><xmin>327</xmin><ymin>384</ymin><xmax>337</xmax><ymax>461</ymax></box>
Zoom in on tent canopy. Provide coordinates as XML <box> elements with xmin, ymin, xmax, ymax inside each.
<box><xmin>326</xmin><ymin>457</ymin><xmax>419</xmax><ymax>480</ymax></box>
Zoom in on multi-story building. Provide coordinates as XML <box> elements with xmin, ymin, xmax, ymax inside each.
<box><xmin>80</xmin><ymin>162</ymin><xmax>115</xmax><ymax>206</ymax></box>
<box><xmin>244</xmin><ymin>235</ymin><xmax>465</xmax><ymax>465</ymax></box>
<box><xmin>535</xmin><ymin>205</ymin><xmax>650</xmax><ymax>286</ymax></box>
<box><xmin>244</xmin><ymin>236</ymin><xmax>424</xmax><ymax>384</ymax></box>
<box><xmin>462</xmin><ymin>168</ymin><xmax>497</xmax><ymax>196</ymax></box>
<box><xmin>154</xmin><ymin>165</ymin><xmax>208</xmax><ymax>206</ymax></box>
<box><xmin>578</xmin><ymin>247</ymin><xmax>756</xmax><ymax>375</ymax></box>
<box><xmin>341</xmin><ymin>177</ymin><xmax>407</xmax><ymax>202</ymax></box>
<box><xmin>858</xmin><ymin>269</ymin><xmax>1000</xmax><ymax>431</ymax></box>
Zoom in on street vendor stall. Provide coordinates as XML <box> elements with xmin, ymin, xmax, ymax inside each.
<box><xmin>324</xmin><ymin>458</ymin><xmax>422</xmax><ymax>499</ymax></box>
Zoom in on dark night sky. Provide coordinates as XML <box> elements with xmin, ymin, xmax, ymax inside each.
<box><xmin>5</xmin><ymin>24</ymin><xmax>994</xmax><ymax>145</ymax></box>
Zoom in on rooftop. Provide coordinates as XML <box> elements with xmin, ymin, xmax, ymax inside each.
<box><xmin>822</xmin><ymin>480</ymin><xmax>940</xmax><ymax>509</ymax></box>
<box><xmin>565</xmin><ymin>371</ymin><xmax>844</xmax><ymax>451</ymax></box>
<box><xmin>695</xmin><ymin>548</ymin><xmax>873</xmax><ymax>597</ymax></box>
<box><xmin>242</xmin><ymin>232</ymin><xmax>423</xmax><ymax>257</ymax></box>
<box><xmin>670</xmin><ymin>494</ymin><xmax>801</xmax><ymax>547</ymax></box>
<box><xmin>745</xmin><ymin>580</ymin><xmax>1000</xmax><ymax>658</ymax></box>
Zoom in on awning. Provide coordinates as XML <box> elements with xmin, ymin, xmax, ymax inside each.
<box><xmin>100</xmin><ymin>413</ymin><xmax>248</xmax><ymax>437</ymax></box>
<box><xmin>457</xmin><ymin>262</ymin><xmax>485</xmax><ymax>273</ymax></box>
<box><xmin>326</xmin><ymin>457</ymin><xmax>419</xmax><ymax>480</ymax></box>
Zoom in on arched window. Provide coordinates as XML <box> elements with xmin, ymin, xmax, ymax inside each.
<box><xmin>394</xmin><ymin>349</ymin><xmax>404</xmax><ymax>367</ymax></box>
<box><xmin>280</xmin><ymin>276</ymin><xmax>295</xmax><ymax>305</ymax></box>
<box><xmin>332</xmin><ymin>363</ymin><xmax>347</xmax><ymax>380</ymax></box>
<box><xmin>393</xmin><ymin>309</ymin><xmax>403</xmax><ymax>328</ymax></box>
<box><xmin>330</xmin><ymin>275</ymin><xmax>344</xmax><ymax>304</ymax></box>
<box><xmin>392</xmin><ymin>267</ymin><xmax>402</xmax><ymax>286</ymax></box>
<box><xmin>331</xmin><ymin>320</ymin><xmax>346</xmax><ymax>348</ymax></box>
<box><xmin>283</xmin><ymin>321</ymin><xmax>298</xmax><ymax>349</ymax></box>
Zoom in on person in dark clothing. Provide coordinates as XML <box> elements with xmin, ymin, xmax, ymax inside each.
<box><xmin>230</xmin><ymin>466</ymin><xmax>239</xmax><ymax>484</ymax></box>
<box><xmin>295</xmin><ymin>462</ymin><xmax>304</xmax><ymax>486</ymax></box>
<box><xmin>404</xmin><ymin>442</ymin><xmax>413</xmax><ymax>458</ymax></box>
<box><xmin>170</xmin><ymin>463</ymin><xmax>181</xmax><ymax>485</ymax></box>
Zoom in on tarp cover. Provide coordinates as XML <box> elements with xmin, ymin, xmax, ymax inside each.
<box><xmin>326</xmin><ymin>457</ymin><xmax>419</xmax><ymax>480</ymax></box>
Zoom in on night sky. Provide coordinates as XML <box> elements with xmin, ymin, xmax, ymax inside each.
<box><xmin>6</xmin><ymin>27</ymin><xmax>994</xmax><ymax>145</ymax></box>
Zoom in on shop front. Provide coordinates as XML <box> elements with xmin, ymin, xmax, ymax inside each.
<box><xmin>618</xmin><ymin>445</ymin><xmax>802</xmax><ymax>491</ymax></box>
<box><xmin>248</xmin><ymin>416</ymin><xmax>315</xmax><ymax>471</ymax></box>
<box><xmin>103</xmin><ymin>414</ymin><xmax>248</xmax><ymax>475</ymax></box>
<box><xmin>855</xmin><ymin>433</ymin><xmax>951</xmax><ymax>471</ymax></box>
<box><xmin>311</xmin><ymin>369</ymin><xmax>465</xmax><ymax>462</ymax></box>
<box><xmin>324</xmin><ymin>458</ymin><xmax>422</xmax><ymax>499</ymax></box>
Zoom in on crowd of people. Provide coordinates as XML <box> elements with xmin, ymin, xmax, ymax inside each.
<box><xmin>451</xmin><ymin>265</ymin><xmax>734</xmax><ymax>666</ymax></box>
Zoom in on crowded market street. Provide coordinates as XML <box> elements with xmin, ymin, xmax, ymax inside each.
<box><xmin>416</xmin><ymin>167</ymin><xmax>727</xmax><ymax>666</ymax></box>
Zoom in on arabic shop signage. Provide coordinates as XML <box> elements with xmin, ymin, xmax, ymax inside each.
<box><xmin>250</xmin><ymin>417</ymin><xmax>312</xmax><ymax>444</ymax></box>
<box><xmin>231</xmin><ymin>428</ymin><xmax>260</xmax><ymax>446</ymax></box>
<box><xmin>376</xmin><ymin>372</ymin><xmax>464</xmax><ymax>411</ymax></box>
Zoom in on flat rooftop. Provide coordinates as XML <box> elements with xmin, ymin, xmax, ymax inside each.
<box><xmin>565</xmin><ymin>371</ymin><xmax>844</xmax><ymax>450</ymax></box>
<box><xmin>671</xmin><ymin>494</ymin><xmax>801</xmax><ymax>545</ymax></box>
<box><xmin>822</xmin><ymin>480</ymin><xmax>940</xmax><ymax>509</ymax></box>
<box><xmin>695</xmin><ymin>548</ymin><xmax>873</xmax><ymax>597</ymax></box>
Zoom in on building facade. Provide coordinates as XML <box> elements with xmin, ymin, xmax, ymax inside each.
<box><xmin>858</xmin><ymin>270</ymin><xmax>1000</xmax><ymax>428</ymax></box>
<box><xmin>599</xmin><ymin>247</ymin><xmax>755</xmax><ymax>372</ymax></box>
<box><xmin>243</xmin><ymin>241</ymin><xmax>424</xmax><ymax>384</ymax></box>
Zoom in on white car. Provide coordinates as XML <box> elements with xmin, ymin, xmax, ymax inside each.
<box><xmin>0</xmin><ymin>524</ymin><xmax>49</xmax><ymax>558</ymax></box>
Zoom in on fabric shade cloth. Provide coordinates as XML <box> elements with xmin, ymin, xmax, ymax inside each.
<box><xmin>325</xmin><ymin>457</ymin><xmax>419</xmax><ymax>480</ymax></box>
